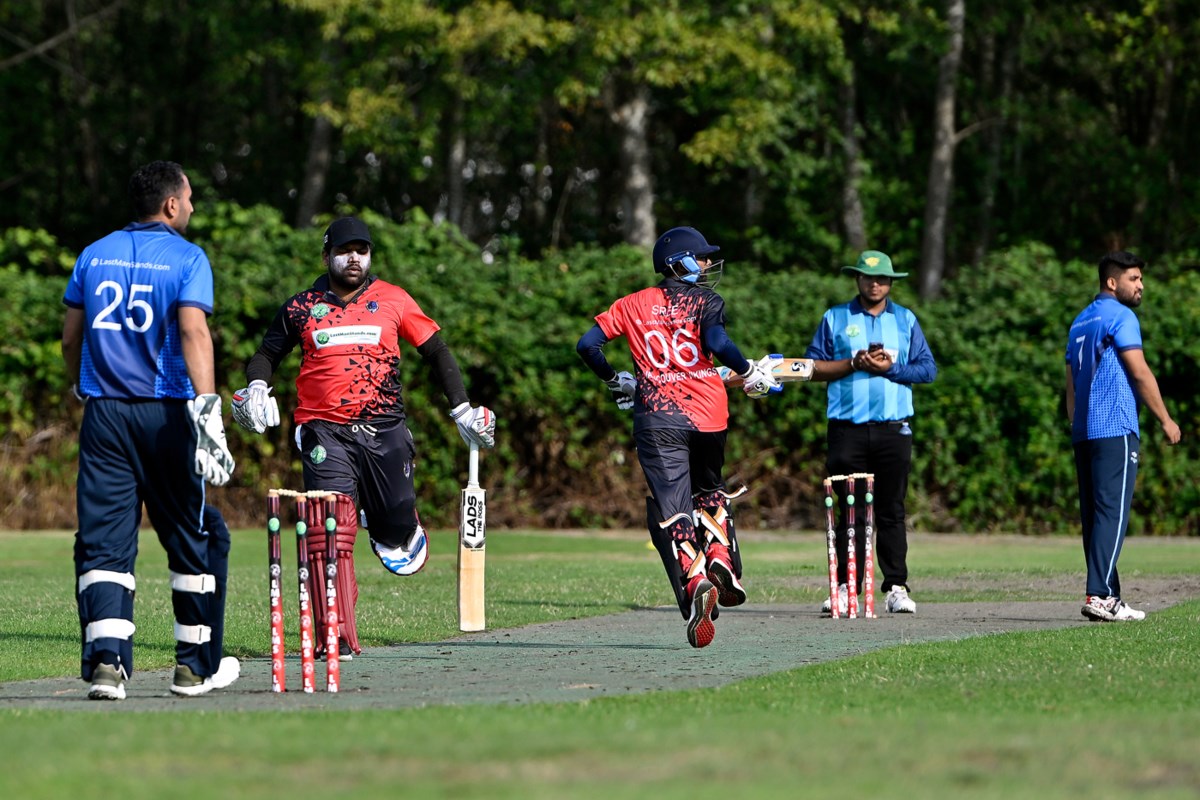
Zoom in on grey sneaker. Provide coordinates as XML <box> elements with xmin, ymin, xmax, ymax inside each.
<box><xmin>170</xmin><ymin>664</ymin><xmax>214</xmax><ymax>697</ymax></box>
<box><xmin>88</xmin><ymin>663</ymin><xmax>126</xmax><ymax>701</ymax></box>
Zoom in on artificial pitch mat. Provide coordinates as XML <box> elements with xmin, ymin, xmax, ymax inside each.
<box><xmin>0</xmin><ymin>597</ymin><xmax>1158</xmax><ymax>711</ymax></box>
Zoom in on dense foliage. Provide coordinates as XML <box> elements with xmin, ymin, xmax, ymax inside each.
<box><xmin>3</xmin><ymin>209</ymin><xmax>1196</xmax><ymax>534</ymax></box>
<box><xmin>5</xmin><ymin>1</ymin><xmax>1200</xmax><ymax>280</ymax></box>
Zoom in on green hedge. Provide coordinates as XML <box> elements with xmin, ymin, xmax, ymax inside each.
<box><xmin>4</xmin><ymin>208</ymin><xmax>1197</xmax><ymax>534</ymax></box>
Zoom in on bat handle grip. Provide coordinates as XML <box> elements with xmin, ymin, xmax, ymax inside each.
<box><xmin>468</xmin><ymin>442</ymin><xmax>480</xmax><ymax>488</ymax></box>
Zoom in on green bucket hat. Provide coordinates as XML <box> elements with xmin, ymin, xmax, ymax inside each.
<box><xmin>841</xmin><ymin>250</ymin><xmax>908</xmax><ymax>278</ymax></box>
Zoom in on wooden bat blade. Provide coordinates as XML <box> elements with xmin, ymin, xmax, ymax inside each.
<box><xmin>718</xmin><ymin>357</ymin><xmax>814</xmax><ymax>386</ymax></box>
<box><xmin>458</xmin><ymin>484</ymin><xmax>486</xmax><ymax>632</ymax></box>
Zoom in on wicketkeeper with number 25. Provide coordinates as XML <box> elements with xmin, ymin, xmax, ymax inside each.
<box><xmin>234</xmin><ymin>216</ymin><xmax>496</xmax><ymax>658</ymax></box>
<box><xmin>577</xmin><ymin>226</ymin><xmax>780</xmax><ymax>649</ymax></box>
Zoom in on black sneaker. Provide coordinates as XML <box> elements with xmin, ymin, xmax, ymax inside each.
<box><xmin>339</xmin><ymin>640</ymin><xmax>354</xmax><ymax>662</ymax></box>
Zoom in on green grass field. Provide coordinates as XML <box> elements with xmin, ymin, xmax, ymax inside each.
<box><xmin>3</xmin><ymin>529</ymin><xmax>1200</xmax><ymax>798</ymax></box>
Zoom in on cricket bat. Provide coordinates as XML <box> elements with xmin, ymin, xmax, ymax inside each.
<box><xmin>717</xmin><ymin>355</ymin><xmax>815</xmax><ymax>386</ymax></box>
<box><xmin>457</xmin><ymin>442</ymin><xmax>487</xmax><ymax>632</ymax></box>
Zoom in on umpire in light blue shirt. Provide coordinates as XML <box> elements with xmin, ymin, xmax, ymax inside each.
<box><xmin>804</xmin><ymin>251</ymin><xmax>937</xmax><ymax>615</ymax></box>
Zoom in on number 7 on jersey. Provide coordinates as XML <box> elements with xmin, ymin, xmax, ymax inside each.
<box><xmin>458</xmin><ymin>443</ymin><xmax>487</xmax><ymax>631</ymax></box>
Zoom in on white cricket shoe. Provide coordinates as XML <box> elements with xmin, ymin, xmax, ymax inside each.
<box><xmin>820</xmin><ymin>584</ymin><xmax>849</xmax><ymax>616</ymax></box>
<box><xmin>211</xmin><ymin>656</ymin><xmax>241</xmax><ymax>689</ymax></box>
<box><xmin>1082</xmin><ymin>595</ymin><xmax>1145</xmax><ymax>622</ymax></box>
<box><xmin>886</xmin><ymin>586</ymin><xmax>916</xmax><ymax>614</ymax></box>
<box><xmin>1112</xmin><ymin>601</ymin><xmax>1146</xmax><ymax>621</ymax></box>
<box><xmin>370</xmin><ymin>526</ymin><xmax>429</xmax><ymax>576</ymax></box>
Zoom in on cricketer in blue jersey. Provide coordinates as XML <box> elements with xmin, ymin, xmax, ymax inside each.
<box><xmin>804</xmin><ymin>251</ymin><xmax>936</xmax><ymax>616</ymax></box>
<box><xmin>61</xmin><ymin>161</ymin><xmax>238</xmax><ymax>700</ymax></box>
<box><xmin>1065</xmin><ymin>251</ymin><xmax>1179</xmax><ymax>623</ymax></box>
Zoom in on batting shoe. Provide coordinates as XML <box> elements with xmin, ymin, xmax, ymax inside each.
<box><xmin>820</xmin><ymin>584</ymin><xmax>849</xmax><ymax>616</ymax></box>
<box><xmin>706</xmin><ymin>543</ymin><xmax>746</xmax><ymax>607</ymax></box>
<box><xmin>1082</xmin><ymin>595</ymin><xmax>1146</xmax><ymax>622</ymax></box>
<box><xmin>684</xmin><ymin>575</ymin><xmax>719</xmax><ymax>649</ymax></box>
<box><xmin>370</xmin><ymin>525</ymin><xmax>429</xmax><ymax>576</ymax></box>
<box><xmin>885</xmin><ymin>586</ymin><xmax>916</xmax><ymax>614</ymax></box>
<box><xmin>87</xmin><ymin>663</ymin><xmax>126</xmax><ymax>701</ymax></box>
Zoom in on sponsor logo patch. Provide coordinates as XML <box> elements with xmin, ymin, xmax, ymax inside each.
<box><xmin>310</xmin><ymin>325</ymin><xmax>383</xmax><ymax>349</ymax></box>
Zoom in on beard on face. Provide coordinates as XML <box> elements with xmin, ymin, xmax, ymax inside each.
<box><xmin>329</xmin><ymin>251</ymin><xmax>372</xmax><ymax>291</ymax></box>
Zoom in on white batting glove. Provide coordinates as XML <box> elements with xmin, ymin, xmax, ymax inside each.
<box><xmin>188</xmin><ymin>394</ymin><xmax>236</xmax><ymax>486</ymax></box>
<box><xmin>740</xmin><ymin>356</ymin><xmax>781</xmax><ymax>399</ymax></box>
<box><xmin>451</xmin><ymin>403</ymin><xmax>496</xmax><ymax>449</ymax></box>
<box><xmin>605</xmin><ymin>371</ymin><xmax>637</xmax><ymax>411</ymax></box>
<box><xmin>231</xmin><ymin>380</ymin><xmax>280</xmax><ymax>434</ymax></box>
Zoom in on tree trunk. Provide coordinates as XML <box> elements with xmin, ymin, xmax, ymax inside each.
<box><xmin>294</xmin><ymin>113</ymin><xmax>334</xmax><ymax>229</ymax></box>
<box><xmin>839</xmin><ymin>63</ymin><xmax>867</xmax><ymax>251</ymax></box>
<box><xmin>65</xmin><ymin>0</ymin><xmax>102</xmax><ymax>206</ymax></box>
<box><xmin>294</xmin><ymin>42</ymin><xmax>339</xmax><ymax>229</ymax></box>
<box><xmin>918</xmin><ymin>0</ymin><xmax>965</xmax><ymax>300</ymax></box>
<box><xmin>1129</xmin><ymin>0</ymin><xmax>1175</xmax><ymax>244</ymax></box>
<box><xmin>531</xmin><ymin>99</ymin><xmax>553</xmax><ymax>235</ymax></box>
<box><xmin>972</xmin><ymin>23</ymin><xmax>1017</xmax><ymax>265</ymax></box>
<box><xmin>446</xmin><ymin>98</ymin><xmax>468</xmax><ymax>231</ymax></box>
<box><xmin>609</xmin><ymin>85</ymin><xmax>656</xmax><ymax>247</ymax></box>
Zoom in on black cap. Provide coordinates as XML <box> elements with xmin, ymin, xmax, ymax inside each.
<box><xmin>323</xmin><ymin>216</ymin><xmax>372</xmax><ymax>251</ymax></box>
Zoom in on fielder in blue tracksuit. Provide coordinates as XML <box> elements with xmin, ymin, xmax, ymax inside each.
<box><xmin>1065</xmin><ymin>251</ymin><xmax>1180</xmax><ymax>622</ymax></box>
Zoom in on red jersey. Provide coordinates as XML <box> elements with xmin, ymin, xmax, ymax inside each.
<box><xmin>596</xmin><ymin>283</ymin><xmax>729</xmax><ymax>432</ymax></box>
<box><xmin>272</xmin><ymin>276</ymin><xmax>440</xmax><ymax>423</ymax></box>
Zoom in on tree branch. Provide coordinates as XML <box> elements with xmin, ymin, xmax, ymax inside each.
<box><xmin>0</xmin><ymin>0</ymin><xmax>125</xmax><ymax>72</ymax></box>
<box><xmin>953</xmin><ymin>116</ymin><xmax>1005</xmax><ymax>146</ymax></box>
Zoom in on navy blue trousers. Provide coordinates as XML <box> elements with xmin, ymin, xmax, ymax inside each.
<box><xmin>75</xmin><ymin>398</ymin><xmax>215</xmax><ymax>680</ymax></box>
<box><xmin>1073</xmin><ymin>434</ymin><xmax>1139</xmax><ymax>598</ymax></box>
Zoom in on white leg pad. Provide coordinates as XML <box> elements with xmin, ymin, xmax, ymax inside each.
<box><xmin>174</xmin><ymin>622</ymin><xmax>212</xmax><ymax>644</ymax></box>
<box><xmin>78</xmin><ymin>570</ymin><xmax>136</xmax><ymax>594</ymax></box>
<box><xmin>169</xmin><ymin>571</ymin><xmax>216</xmax><ymax>594</ymax></box>
<box><xmin>85</xmin><ymin>618</ymin><xmax>136</xmax><ymax>642</ymax></box>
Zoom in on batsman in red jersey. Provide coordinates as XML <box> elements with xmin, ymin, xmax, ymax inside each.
<box><xmin>234</xmin><ymin>217</ymin><xmax>495</xmax><ymax>658</ymax></box>
<box><xmin>577</xmin><ymin>226</ymin><xmax>779</xmax><ymax>648</ymax></box>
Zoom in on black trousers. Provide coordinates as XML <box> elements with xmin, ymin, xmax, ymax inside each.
<box><xmin>634</xmin><ymin>427</ymin><xmax>727</xmax><ymax>527</ymax></box>
<box><xmin>298</xmin><ymin>417</ymin><xmax>418</xmax><ymax>548</ymax></box>
<box><xmin>826</xmin><ymin>420</ymin><xmax>913</xmax><ymax>592</ymax></box>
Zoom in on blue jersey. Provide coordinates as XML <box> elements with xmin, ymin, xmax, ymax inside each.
<box><xmin>804</xmin><ymin>297</ymin><xmax>937</xmax><ymax>423</ymax></box>
<box><xmin>1066</xmin><ymin>295</ymin><xmax>1142</xmax><ymax>443</ymax></box>
<box><xmin>63</xmin><ymin>222</ymin><xmax>214</xmax><ymax>399</ymax></box>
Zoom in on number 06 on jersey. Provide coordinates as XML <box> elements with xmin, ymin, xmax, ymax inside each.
<box><xmin>458</xmin><ymin>443</ymin><xmax>487</xmax><ymax>631</ymax></box>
